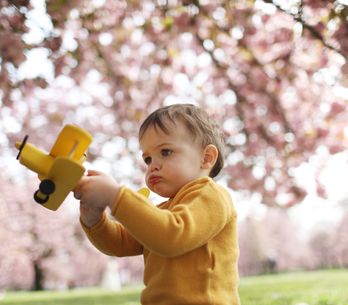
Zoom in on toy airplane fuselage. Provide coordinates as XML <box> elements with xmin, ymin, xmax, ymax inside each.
<box><xmin>15</xmin><ymin>124</ymin><xmax>93</xmax><ymax>211</ymax></box>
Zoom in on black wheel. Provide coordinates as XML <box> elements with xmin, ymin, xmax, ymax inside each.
<box><xmin>39</xmin><ymin>179</ymin><xmax>55</xmax><ymax>195</ymax></box>
<box><xmin>33</xmin><ymin>190</ymin><xmax>49</xmax><ymax>204</ymax></box>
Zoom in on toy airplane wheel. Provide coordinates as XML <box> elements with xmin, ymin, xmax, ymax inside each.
<box><xmin>34</xmin><ymin>179</ymin><xmax>56</xmax><ymax>204</ymax></box>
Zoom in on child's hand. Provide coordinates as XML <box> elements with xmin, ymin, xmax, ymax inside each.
<box><xmin>74</xmin><ymin>170</ymin><xmax>120</xmax><ymax>227</ymax></box>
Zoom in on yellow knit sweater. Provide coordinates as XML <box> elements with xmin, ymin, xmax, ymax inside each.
<box><xmin>81</xmin><ymin>177</ymin><xmax>240</xmax><ymax>305</ymax></box>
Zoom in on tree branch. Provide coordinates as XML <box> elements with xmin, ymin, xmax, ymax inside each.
<box><xmin>264</xmin><ymin>0</ymin><xmax>341</xmax><ymax>54</ymax></box>
<box><xmin>191</xmin><ymin>1</ymin><xmax>296</xmax><ymax>148</ymax></box>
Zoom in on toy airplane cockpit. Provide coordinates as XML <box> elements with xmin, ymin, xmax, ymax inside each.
<box><xmin>15</xmin><ymin>124</ymin><xmax>93</xmax><ymax>211</ymax></box>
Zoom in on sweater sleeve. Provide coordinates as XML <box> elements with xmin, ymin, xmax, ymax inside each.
<box><xmin>81</xmin><ymin>211</ymin><xmax>143</xmax><ymax>257</ymax></box>
<box><xmin>112</xmin><ymin>177</ymin><xmax>234</xmax><ymax>257</ymax></box>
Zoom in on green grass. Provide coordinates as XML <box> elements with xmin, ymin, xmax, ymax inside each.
<box><xmin>0</xmin><ymin>287</ymin><xmax>141</xmax><ymax>305</ymax></box>
<box><xmin>1</xmin><ymin>269</ymin><xmax>348</xmax><ymax>305</ymax></box>
<box><xmin>239</xmin><ymin>269</ymin><xmax>348</xmax><ymax>305</ymax></box>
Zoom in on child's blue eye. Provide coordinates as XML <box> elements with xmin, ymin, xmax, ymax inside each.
<box><xmin>143</xmin><ymin>156</ymin><xmax>152</xmax><ymax>165</ymax></box>
<box><xmin>161</xmin><ymin>149</ymin><xmax>172</xmax><ymax>157</ymax></box>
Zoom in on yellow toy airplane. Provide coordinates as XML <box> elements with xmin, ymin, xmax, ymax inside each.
<box><xmin>15</xmin><ymin>124</ymin><xmax>93</xmax><ymax>211</ymax></box>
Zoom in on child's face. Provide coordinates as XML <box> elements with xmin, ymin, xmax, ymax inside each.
<box><xmin>140</xmin><ymin>121</ymin><xmax>206</xmax><ymax>198</ymax></box>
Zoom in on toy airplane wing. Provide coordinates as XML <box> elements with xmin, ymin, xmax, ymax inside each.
<box><xmin>49</xmin><ymin>125</ymin><xmax>93</xmax><ymax>161</ymax></box>
<box><xmin>137</xmin><ymin>187</ymin><xmax>150</xmax><ymax>198</ymax></box>
<box><xmin>15</xmin><ymin>124</ymin><xmax>93</xmax><ymax>211</ymax></box>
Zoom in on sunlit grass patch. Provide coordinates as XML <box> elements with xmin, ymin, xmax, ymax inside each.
<box><xmin>1</xmin><ymin>269</ymin><xmax>348</xmax><ymax>305</ymax></box>
<box><xmin>0</xmin><ymin>287</ymin><xmax>141</xmax><ymax>305</ymax></box>
<box><xmin>239</xmin><ymin>269</ymin><xmax>348</xmax><ymax>305</ymax></box>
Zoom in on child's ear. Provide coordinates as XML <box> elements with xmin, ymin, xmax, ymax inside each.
<box><xmin>201</xmin><ymin>144</ymin><xmax>218</xmax><ymax>170</ymax></box>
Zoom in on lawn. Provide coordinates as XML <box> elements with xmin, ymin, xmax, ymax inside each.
<box><xmin>1</xmin><ymin>269</ymin><xmax>347</xmax><ymax>305</ymax></box>
<box><xmin>239</xmin><ymin>269</ymin><xmax>348</xmax><ymax>305</ymax></box>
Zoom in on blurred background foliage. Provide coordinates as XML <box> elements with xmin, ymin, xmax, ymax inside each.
<box><xmin>0</xmin><ymin>0</ymin><xmax>347</xmax><ymax>291</ymax></box>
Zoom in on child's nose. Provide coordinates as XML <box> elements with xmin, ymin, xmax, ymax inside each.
<box><xmin>150</xmin><ymin>158</ymin><xmax>161</xmax><ymax>171</ymax></box>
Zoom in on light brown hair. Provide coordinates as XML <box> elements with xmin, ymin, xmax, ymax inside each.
<box><xmin>139</xmin><ymin>104</ymin><xmax>225</xmax><ymax>178</ymax></box>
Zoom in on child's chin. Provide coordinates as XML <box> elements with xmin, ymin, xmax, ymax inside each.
<box><xmin>154</xmin><ymin>188</ymin><xmax>174</xmax><ymax>199</ymax></box>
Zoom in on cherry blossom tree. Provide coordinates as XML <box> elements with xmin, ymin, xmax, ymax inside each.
<box><xmin>308</xmin><ymin>209</ymin><xmax>348</xmax><ymax>269</ymax></box>
<box><xmin>0</xmin><ymin>174</ymin><xmax>109</xmax><ymax>290</ymax></box>
<box><xmin>238</xmin><ymin>209</ymin><xmax>313</xmax><ymax>275</ymax></box>
<box><xmin>0</xmin><ymin>0</ymin><xmax>347</xmax><ymax>290</ymax></box>
<box><xmin>1</xmin><ymin>0</ymin><xmax>347</xmax><ymax>207</ymax></box>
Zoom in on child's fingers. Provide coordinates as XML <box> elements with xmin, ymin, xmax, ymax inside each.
<box><xmin>74</xmin><ymin>192</ymin><xmax>81</xmax><ymax>200</ymax></box>
<box><xmin>87</xmin><ymin>169</ymin><xmax>103</xmax><ymax>176</ymax></box>
<box><xmin>73</xmin><ymin>188</ymin><xmax>81</xmax><ymax>200</ymax></box>
<box><xmin>73</xmin><ymin>178</ymin><xmax>84</xmax><ymax>199</ymax></box>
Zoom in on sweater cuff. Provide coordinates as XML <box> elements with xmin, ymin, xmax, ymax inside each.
<box><xmin>80</xmin><ymin>211</ymin><xmax>107</xmax><ymax>234</ymax></box>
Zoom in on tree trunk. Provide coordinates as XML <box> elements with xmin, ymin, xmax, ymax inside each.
<box><xmin>31</xmin><ymin>261</ymin><xmax>44</xmax><ymax>291</ymax></box>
